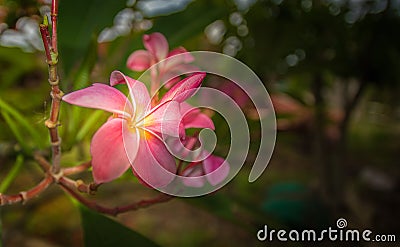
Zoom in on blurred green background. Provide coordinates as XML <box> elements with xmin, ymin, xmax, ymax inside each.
<box><xmin>0</xmin><ymin>0</ymin><xmax>399</xmax><ymax>246</ymax></box>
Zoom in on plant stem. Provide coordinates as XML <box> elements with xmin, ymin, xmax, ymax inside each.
<box><xmin>63</xmin><ymin>161</ymin><xmax>92</xmax><ymax>176</ymax></box>
<box><xmin>34</xmin><ymin>153</ymin><xmax>91</xmax><ymax>176</ymax></box>
<box><xmin>40</xmin><ymin>0</ymin><xmax>63</xmax><ymax>174</ymax></box>
<box><xmin>59</xmin><ymin>177</ymin><xmax>98</xmax><ymax>195</ymax></box>
<box><xmin>0</xmin><ymin>175</ymin><xmax>54</xmax><ymax>206</ymax></box>
<box><xmin>1</xmin><ymin>153</ymin><xmax>171</xmax><ymax>215</ymax></box>
<box><xmin>47</xmin><ymin>92</ymin><xmax>62</xmax><ymax>175</ymax></box>
<box><xmin>60</xmin><ymin>181</ymin><xmax>173</xmax><ymax>216</ymax></box>
<box><xmin>34</xmin><ymin>152</ymin><xmax>51</xmax><ymax>172</ymax></box>
<box><xmin>51</xmin><ymin>0</ymin><xmax>58</xmax><ymax>54</ymax></box>
<box><xmin>39</xmin><ymin>24</ymin><xmax>52</xmax><ymax>62</ymax></box>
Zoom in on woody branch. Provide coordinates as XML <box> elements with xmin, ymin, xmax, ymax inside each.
<box><xmin>1</xmin><ymin>0</ymin><xmax>174</xmax><ymax>213</ymax></box>
<box><xmin>39</xmin><ymin>0</ymin><xmax>63</xmax><ymax>174</ymax></box>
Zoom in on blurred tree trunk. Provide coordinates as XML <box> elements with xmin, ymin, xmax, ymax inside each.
<box><xmin>336</xmin><ymin>80</ymin><xmax>367</xmax><ymax>207</ymax></box>
<box><xmin>312</xmin><ymin>74</ymin><xmax>336</xmax><ymax>205</ymax></box>
<box><xmin>339</xmin><ymin>81</ymin><xmax>366</xmax><ymax>151</ymax></box>
<box><xmin>313</xmin><ymin>72</ymin><xmax>367</xmax><ymax>212</ymax></box>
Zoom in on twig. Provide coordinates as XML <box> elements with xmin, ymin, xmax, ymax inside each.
<box><xmin>59</xmin><ymin>181</ymin><xmax>173</xmax><ymax>216</ymax></box>
<box><xmin>2</xmin><ymin>154</ymin><xmax>93</xmax><ymax>205</ymax></box>
<box><xmin>51</xmin><ymin>0</ymin><xmax>58</xmax><ymax>54</ymax></box>
<box><xmin>63</xmin><ymin>161</ymin><xmax>91</xmax><ymax>176</ymax></box>
<box><xmin>34</xmin><ymin>153</ymin><xmax>91</xmax><ymax>176</ymax></box>
<box><xmin>2</xmin><ymin>153</ymin><xmax>172</xmax><ymax>214</ymax></box>
<box><xmin>58</xmin><ymin>176</ymin><xmax>98</xmax><ymax>195</ymax></box>
<box><xmin>39</xmin><ymin>23</ymin><xmax>51</xmax><ymax>62</ymax></box>
<box><xmin>34</xmin><ymin>153</ymin><xmax>94</xmax><ymax>193</ymax></box>
<box><xmin>40</xmin><ymin>0</ymin><xmax>63</xmax><ymax>174</ymax></box>
<box><xmin>116</xmin><ymin>194</ymin><xmax>173</xmax><ymax>213</ymax></box>
<box><xmin>0</xmin><ymin>174</ymin><xmax>54</xmax><ymax>206</ymax></box>
<box><xmin>33</xmin><ymin>152</ymin><xmax>51</xmax><ymax>172</ymax></box>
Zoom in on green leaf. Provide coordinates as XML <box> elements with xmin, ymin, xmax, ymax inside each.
<box><xmin>80</xmin><ymin>205</ymin><xmax>161</xmax><ymax>247</ymax></box>
<box><xmin>1</xmin><ymin>110</ymin><xmax>30</xmax><ymax>152</ymax></box>
<box><xmin>0</xmin><ymin>98</ymin><xmax>44</xmax><ymax>149</ymax></box>
<box><xmin>62</xmin><ymin>37</ymin><xmax>99</xmax><ymax>144</ymax></box>
<box><xmin>0</xmin><ymin>47</ymin><xmax>38</xmax><ymax>89</ymax></box>
<box><xmin>58</xmin><ymin>0</ymin><xmax>127</xmax><ymax>74</ymax></box>
<box><xmin>75</xmin><ymin>110</ymin><xmax>104</xmax><ymax>142</ymax></box>
<box><xmin>73</xmin><ymin>36</ymin><xmax>98</xmax><ymax>91</ymax></box>
<box><xmin>0</xmin><ymin>154</ymin><xmax>24</xmax><ymax>193</ymax></box>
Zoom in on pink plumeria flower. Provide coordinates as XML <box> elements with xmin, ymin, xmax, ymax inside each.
<box><xmin>159</xmin><ymin>73</ymin><xmax>230</xmax><ymax>187</ymax></box>
<box><xmin>127</xmin><ymin>32</ymin><xmax>211</xmax><ymax>132</ymax></box>
<box><xmin>63</xmin><ymin>71</ymin><xmax>206</xmax><ymax>188</ymax></box>
<box><xmin>179</xmin><ymin>102</ymin><xmax>215</xmax><ymax>131</ymax></box>
<box><xmin>127</xmin><ymin>32</ymin><xmax>197</xmax><ymax>89</ymax></box>
<box><xmin>182</xmin><ymin>151</ymin><xmax>230</xmax><ymax>188</ymax></box>
<box><xmin>167</xmin><ymin>105</ymin><xmax>230</xmax><ymax>188</ymax></box>
<box><xmin>163</xmin><ymin>102</ymin><xmax>215</xmax><ymax>160</ymax></box>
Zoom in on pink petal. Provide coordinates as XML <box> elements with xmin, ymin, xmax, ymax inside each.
<box><xmin>131</xmin><ymin>132</ymin><xmax>177</xmax><ymax>188</ymax></box>
<box><xmin>183</xmin><ymin>111</ymin><xmax>215</xmax><ymax>130</ymax></box>
<box><xmin>90</xmin><ymin>118</ymin><xmax>138</xmax><ymax>183</ymax></box>
<box><xmin>181</xmin><ymin>163</ymin><xmax>205</xmax><ymax>188</ymax></box>
<box><xmin>63</xmin><ymin>83</ymin><xmax>132</xmax><ymax>117</ymax></box>
<box><xmin>203</xmin><ymin>155</ymin><xmax>230</xmax><ymax>186</ymax></box>
<box><xmin>110</xmin><ymin>71</ymin><xmax>151</xmax><ymax>120</ymax></box>
<box><xmin>168</xmin><ymin>47</ymin><xmax>191</xmax><ymax>59</ymax></box>
<box><xmin>160</xmin><ymin>63</ymin><xmax>200</xmax><ymax>89</ymax></box>
<box><xmin>143</xmin><ymin>32</ymin><xmax>169</xmax><ymax>61</ymax></box>
<box><xmin>164</xmin><ymin>47</ymin><xmax>194</xmax><ymax>70</ymax></box>
<box><xmin>126</xmin><ymin>50</ymin><xmax>151</xmax><ymax>71</ymax></box>
<box><xmin>180</xmin><ymin>102</ymin><xmax>215</xmax><ymax>130</ymax></box>
<box><xmin>141</xmin><ymin>100</ymin><xmax>181</xmax><ymax>137</ymax></box>
<box><xmin>160</xmin><ymin>72</ymin><xmax>206</xmax><ymax>104</ymax></box>
<box><xmin>122</xmin><ymin>122</ymin><xmax>141</xmax><ymax>168</ymax></box>
<box><xmin>163</xmin><ymin>75</ymin><xmax>181</xmax><ymax>89</ymax></box>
